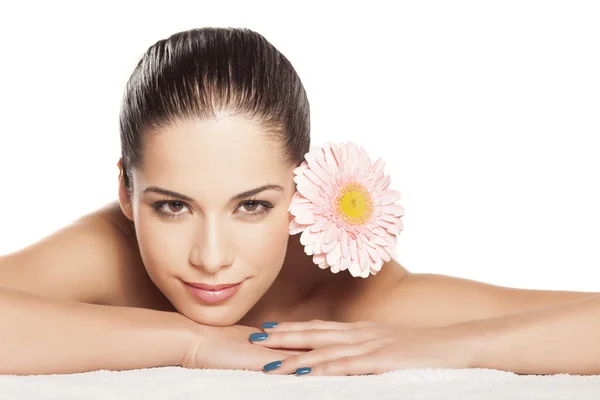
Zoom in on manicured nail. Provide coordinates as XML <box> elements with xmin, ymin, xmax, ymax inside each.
<box><xmin>249</xmin><ymin>332</ymin><xmax>268</xmax><ymax>341</ymax></box>
<box><xmin>261</xmin><ymin>322</ymin><xmax>278</xmax><ymax>329</ymax></box>
<box><xmin>295</xmin><ymin>367</ymin><xmax>312</xmax><ymax>375</ymax></box>
<box><xmin>263</xmin><ymin>360</ymin><xmax>282</xmax><ymax>372</ymax></box>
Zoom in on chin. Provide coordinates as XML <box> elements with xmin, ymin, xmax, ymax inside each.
<box><xmin>185</xmin><ymin>306</ymin><xmax>248</xmax><ymax>327</ymax></box>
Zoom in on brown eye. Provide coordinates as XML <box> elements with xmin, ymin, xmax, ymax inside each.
<box><xmin>242</xmin><ymin>201</ymin><xmax>260</xmax><ymax>212</ymax></box>
<box><xmin>161</xmin><ymin>201</ymin><xmax>188</xmax><ymax>214</ymax></box>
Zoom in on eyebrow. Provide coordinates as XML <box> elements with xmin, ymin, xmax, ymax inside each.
<box><xmin>143</xmin><ymin>184</ymin><xmax>284</xmax><ymax>203</ymax></box>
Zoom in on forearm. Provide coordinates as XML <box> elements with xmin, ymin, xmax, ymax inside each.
<box><xmin>455</xmin><ymin>293</ymin><xmax>600</xmax><ymax>375</ymax></box>
<box><xmin>0</xmin><ymin>286</ymin><xmax>195</xmax><ymax>375</ymax></box>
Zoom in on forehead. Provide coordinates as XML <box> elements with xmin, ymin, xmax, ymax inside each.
<box><xmin>137</xmin><ymin>115</ymin><xmax>292</xmax><ymax>196</ymax></box>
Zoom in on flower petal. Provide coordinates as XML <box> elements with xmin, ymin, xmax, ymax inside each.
<box><xmin>381</xmin><ymin>213</ymin><xmax>400</xmax><ymax>224</ymax></box>
<box><xmin>305</xmin><ymin>153</ymin><xmax>332</xmax><ymax>186</ymax></box>
<box><xmin>386</xmin><ymin>244</ymin><xmax>398</xmax><ymax>260</ymax></box>
<box><xmin>339</xmin><ymin>143</ymin><xmax>349</xmax><ymax>175</ymax></box>
<box><xmin>304</xmin><ymin>244</ymin><xmax>314</xmax><ymax>255</ymax></box>
<box><xmin>340</xmin><ymin>257</ymin><xmax>351</xmax><ymax>271</ymax></box>
<box><xmin>349</xmin><ymin>240</ymin><xmax>359</xmax><ymax>264</ymax></box>
<box><xmin>347</xmin><ymin>142</ymin><xmax>359</xmax><ymax>176</ymax></box>
<box><xmin>289</xmin><ymin>219</ymin><xmax>306</xmax><ymax>235</ymax></box>
<box><xmin>340</xmin><ymin>230</ymin><xmax>350</xmax><ymax>257</ymax></box>
<box><xmin>383</xmin><ymin>203</ymin><xmax>405</xmax><ymax>217</ymax></box>
<box><xmin>323</xmin><ymin>224</ymin><xmax>339</xmax><ymax>244</ymax></box>
<box><xmin>323</xmin><ymin>144</ymin><xmax>339</xmax><ymax>176</ymax></box>
<box><xmin>290</xmin><ymin>201</ymin><xmax>315</xmax><ymax>214</ymax></box>
<box><xmin>290</xmin><ymin>190</ymin><xmax>311</xmax><ymax>202</ymax></box>
<box><xmin>300</xmin><ymin>228</ymin><xmax>319</xmax><ymax>246</ymax></box>
<box><xmin>304</xmin><ymin>168</ymin><xmax>328</xmax><ymax>188</ymax></box>
<box><xmin>330</xmin><ymin>143</ymin><xmax>343</xmax><ymax>169</ymax></box>
<box><xmin>358</xmin><ymin>244</ymin><xmax>370</xmax><ymax>274</ymax></box>
<box><xmin>381</xmin><ymin>214</ymin><xmax>404</xmax><ymax>232</ymax></box>
<box><xmin>330</xmin><ymin>261</ymin><xmax>341</xmax><ymax>274</ymax></box>
<box><xmin>312</xmin><ymin>253</ymin><xmax>326</xmax><ymax>265</ymax></box>
<box><xmin>371</xmin><ymin>157</ymin><xmax>385</xmax><ymax>181</ymax></box>
<box><xmin>377</xmin><ymin>219</ymin><xmax>400</xmax><ymax>235</ymax></box>
<box><xmin>326</xmin><ymin>242</ymin><xmax>342</xmax><ymax>266</ymax></box>
<box><xmin>375</xmin><ymin>175</ymin><xmax>391</xmax><ymax>191</ymax></box>
<box><xmin>293</xmin><ymin>162</ymin><xmax>308</xmax><ymax>176</ymax></box>
<box><xmin>358</xmin><ymin>146</ymin><xmax>371</xmax><ymax>177</ymax></box>
<box><xmin>365</xmin><ymin>243</ymin><xmax>380</xmax><ymax>264</ymax></box>
<box><xmin>309</xmin><ymin>217</ymin><xmax>329</xmax><ymax>233</ymax></box>
<box><xmin>295</xmin><ymin>183</ymin><xmax>325</xmax><ymax>207</ymax></box>
<box><xmin>321</xmin><ymin>236</ymin><xmax>338</xmax><ymax>253</ymax></box>
<box><xmin>294</xmin><ymin>212</ymin><xmax>315</xmax><ymax>225</ymax></box>
<box><xmin>376</xmin><ymin>244</ymin><xmax>391</xmax><ymax>262</ymax></box>
<box><xmin>349</xmin><ymin>263</ymin><xmax>362</xmax><ymax>277</ymax></box>
<box><xmin>313</xmin><ymin>231</ymin><xmax>324</xmax><ymax>254</ymax></box>
<box><xmin>372</xmin><ymin>257</ymin><xmax>384</xmax><ymax>272</ymax></box>
<box><xmin>378</xmin><ymin>190</ymin><xmax>401</xmax><ymax>206</ymax></box>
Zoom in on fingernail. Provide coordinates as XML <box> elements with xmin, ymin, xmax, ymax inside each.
<box><xmin>295</xmin><ymin>367</ymin><xmax>311</xmax><ymax>375</ymax></box>
<box><xmin>249</xmin><ymin>332</ymin><xmax>268</xmax><ymax>341</ymax></box>
<box><xmin>261</xmin><ymin>322</ymin><xmax>278</xmax><ymax>329</ymax></box>
<box><xmin>263</xmin><ymin>360</ymin><xmax>282</xmax><ymax>372</ymax></box>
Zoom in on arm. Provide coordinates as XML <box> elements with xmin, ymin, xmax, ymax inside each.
<box><xmin>0</xmin><ymin>285</ymin><xmax>194</xmax><ymax>375</ymax></box>
<box><xmin>0</xmin><ymin>203</ymin><xmax>138</xmax><ymax>305</ymax></box>
<box><xmin>367</xmin><ymin>266</ymin><xmax>597</xmax><ymax>328</ymax></box>
<box><xmin>454</xmin><ymin>293</ymin><xmax>600</xmax><ymax>375</ymax></box>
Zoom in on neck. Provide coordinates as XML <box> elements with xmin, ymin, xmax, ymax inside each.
<box><xmin>240</xmin><ymin>234</ymin><xmax>339</xmax><ymax>326</ymax></box>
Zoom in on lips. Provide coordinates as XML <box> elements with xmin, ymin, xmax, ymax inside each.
<box><xmin>183</xmin><ymin>280</ymin><xmax>244</xmax><ymax>304</ymax></box>
<box><xmin>186</xmin><ymin>282</ymin><xmax>241</xmax><ymax>291</ymax></box>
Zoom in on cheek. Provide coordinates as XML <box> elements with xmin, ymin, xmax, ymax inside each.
<box><xmin>234</xmin><ymin>210</ymin><xmax>290</xmax><ymax>272</ymax></box>
<box><xmin>134</xmin><ymin>213</ymin><xmax>192</xmax><ymax>276</ymax></box>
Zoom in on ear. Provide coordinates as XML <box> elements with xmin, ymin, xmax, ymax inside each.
<box><xmin>117</xmin><ymin>158</ymin><xmax>134</xmax><ymax>221</ymax></box>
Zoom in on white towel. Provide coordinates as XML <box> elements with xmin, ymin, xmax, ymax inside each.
<box><xmin>1</xmin><ymin>367</ymin><xmax>599</xmax><ymax>399</ymax></box>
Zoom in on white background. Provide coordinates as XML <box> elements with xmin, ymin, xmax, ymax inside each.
<box><xmin>0</xmin><ymin>1</ymin><xmax>598</xmax><ymax>291</ymax></box>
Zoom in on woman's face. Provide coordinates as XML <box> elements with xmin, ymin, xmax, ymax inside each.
<box><xmin>121</xmin><ymin>115</ymin><xmax>297</xmax><ymax>326</ymax></box>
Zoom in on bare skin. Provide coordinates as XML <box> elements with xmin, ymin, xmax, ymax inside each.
<box><xmin>1</xmin><ymin>115</ymin><xmax>597</xmax><ymax>375</ymax></box>
<box><xmin>1</xmin><ymin>199</ymin><xmax>594</xmax><ymax>329</ymax></box>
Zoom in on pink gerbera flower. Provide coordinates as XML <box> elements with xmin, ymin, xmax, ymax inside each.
<box><xmin>288</xmin><ymin>142</ymin><xmax>405</xmax><ymax>278</ymax></box>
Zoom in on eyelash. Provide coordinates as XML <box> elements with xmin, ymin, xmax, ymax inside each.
<box><xmin>151</xmin><ymin>198</ymin><xmax>274</xmax><ymax>220</ymax></box>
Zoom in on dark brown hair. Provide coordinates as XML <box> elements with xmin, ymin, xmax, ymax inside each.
<box><xmin>119</xmin><ymin>27</ymin><xmax>310</xmax><ymax>190</ymax></box>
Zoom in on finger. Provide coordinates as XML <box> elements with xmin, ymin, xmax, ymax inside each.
<box><xmin>199</xmin><ymin>341</ymin><xmax>294</xmax><ymax>372</ymax></box>
<box><xmin>279</xmin><ymin>349</ymin><xmax>307</xmax><ymax>355</ymax></box>
<box><xmin>265</xmin><ymin>341</ymin><xmax>381</xmax><ymax>375</ymax></box>
<box><xmin>250</xmin><ymin>328</ymin><xmax>377</xmax><ymax>350</ymax></box>
<box><xmin>306</xmin><ymin>354</ymin><xmax>390</xmax><ymax>376</ymax></box>
<box><xmin>261</xmin><ymin>319</ymin><xmax>376</xmax><ymax>333</ymax></box>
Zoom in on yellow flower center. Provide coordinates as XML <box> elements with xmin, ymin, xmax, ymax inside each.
<box><xmin>336</xmin><ymin>182</ymin><xmax>373</xmax><ymax>225</ymax></box>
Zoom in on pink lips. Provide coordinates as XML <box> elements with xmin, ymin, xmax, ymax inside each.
<box><xmin>184</xmin><ymin>281</ymin><xmax>243</xmax><ymax>304</ymax></box>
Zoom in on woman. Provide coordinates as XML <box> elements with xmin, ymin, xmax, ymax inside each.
<box><xmin>0</xmin><ymin>27</ymin><xmax>598</xmax><ymax>377</ymax></box>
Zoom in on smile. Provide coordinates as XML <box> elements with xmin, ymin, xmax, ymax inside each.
<box><xmin>183</xmin><ymin>280</ymin><xmax>244</xmax><ymax>304</ymax></box>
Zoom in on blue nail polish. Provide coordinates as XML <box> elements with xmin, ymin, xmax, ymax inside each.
<box><xmin>261</xmin><ymin>322</ymin><xmax>278</xmax><ymax>329</ymax></box>
<box><xmin>296</xmin><ymin>367</ymin><xmax>311</xmax><ymax>375</ymax></box>
<box><xmin>249</xmin><ymin>332</ymin><xmax>268</xmax><ymax>341</ymax></box>
<box><xmin>263</xmin><ymin>360</ymin><xmax>282</xmax><ymax>372</ymax></box>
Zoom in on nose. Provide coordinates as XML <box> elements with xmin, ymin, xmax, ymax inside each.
<box><xmin>188</xmin><ymin>215</ymin><xmax>233</xmax><ymax>274</ymax></box>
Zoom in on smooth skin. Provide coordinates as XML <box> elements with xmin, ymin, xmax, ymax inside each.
<box><xmin>0</xmin><ymin>114</ymin><xmax>598</xmax><ymax>375</ymax></box>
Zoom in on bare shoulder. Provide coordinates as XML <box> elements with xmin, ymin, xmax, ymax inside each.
<box><xmin>0</xmin><ymin>201</ymin><xmax>170</xmax><ymax>310</ymax></box>
<box><xmin>335</xmin><ymin>264</ymin><xmax>598</xmax><ymax>328</ymax></box>
<box><xmin>332</xmin><ymin>259</ymin><xmax>410</xmax><ymax>322</ymax></box>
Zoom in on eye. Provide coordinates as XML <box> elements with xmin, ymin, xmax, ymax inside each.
<box><xmin>241</xmin><ymin>200</ymin><xmax>262</xmax><ymax>213</ymax></box>
<box><xmin>163</xmin><ymin>201</ymin><xmax>188</xmax><ymax>214</ymax></box>
<box><xmin>152</xmin><ymin>200</ymin><xmax>191</xmax><ymax>218</ymax></box>
<box><xmin>236</xmin><ymin>199</ymin><xmax>274</xmax><ymax>218</ymax></box>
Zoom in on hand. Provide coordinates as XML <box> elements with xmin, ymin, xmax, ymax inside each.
<box><xmin>250</xmin><ymin>320</ymin><xmax>473</xmax><ymax>376</ymax></box>
<box><xmin>181</xmin><ymin>324</ymin><xmax>304</xmax><ymax>371</ymax></box>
